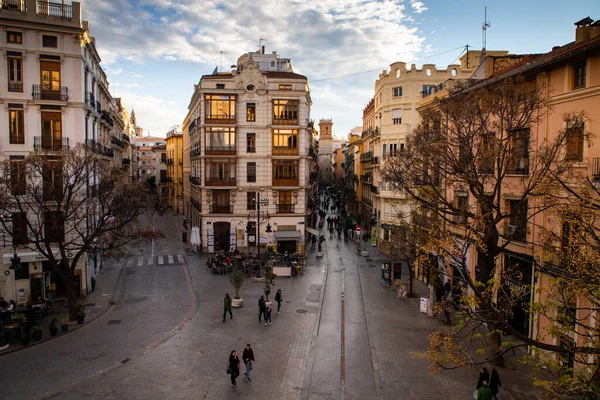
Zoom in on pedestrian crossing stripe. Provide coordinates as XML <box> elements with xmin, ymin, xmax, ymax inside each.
<box><xmin>158</xmin><ymin>256</ymin><xmax>164</xmax><ymax>265</ymax></box>
<box><xmin>177</xmin><ymin>255</ymin><xmax>184</xmax><ymax>264</ymax></box>
<box><xmin>148</xmin><ymin>257</ymin><xmax>153</xmax><ymax>265</ymax></box>
<box><xmin>168</xmin><ymin>255</ymin><xmax>174</xmax><ymax>264</ymax></box>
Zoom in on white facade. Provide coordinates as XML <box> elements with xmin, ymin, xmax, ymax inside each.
<box><xmin>186</xmin><ymin>49</ymin><xmax>312</xmax><ymax>254</ymax></box>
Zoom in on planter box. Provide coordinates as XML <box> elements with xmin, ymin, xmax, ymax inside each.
<box><xmin>232</xmin><ymin>298</ymin><xmax>243</xmax><ymax>308</ymax></box>
<box><xmin>272</xmin><ymin>266</ymin><xmax>292</xmax><ymax>277</ymax></box>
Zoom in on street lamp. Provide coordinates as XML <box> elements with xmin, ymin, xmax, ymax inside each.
<box><xmin>9</xmin><ymin>246</ymin><xmax>22</xmax><ymax>271</ymax></box>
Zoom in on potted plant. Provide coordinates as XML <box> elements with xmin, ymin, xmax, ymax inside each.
<box><xmin>263</xmin><ymin>265</ymin><xmax>276</xmax><ymax>307</ymax></box>
<box><xmin>30</xmin><ymin>322</ymin><xmax>44</xmax><ymax>341</ymax></box>
<box><xmin>15</xmin><ymin>314</ymin><xmax>29</xmax><ymax>346</ymax></box>
<box><xmin>229</xmin><ymin>271</ymin><xmax>245</xmax><ymax>308</ymax></box>
<box><xmin>49</xmin><ymin>318</ymin><xmax>58</xmax><ymax>336</ymax></box>
<box><xmin>75</xmin><ymin>303</ymin><xmax>85</xmax><ymax>324</ymax></box>
<box><xmin>61</xmin><ymin>315</ymin><xmax>69</xmax><ymax>332</ymax></box>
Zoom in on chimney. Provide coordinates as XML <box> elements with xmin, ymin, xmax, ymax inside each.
<box><xmin>261</xmin><ymin>45</ymin><xmax>265</xmax><ymax>54</ymax></box>
<box><xmin>575</xmin><ymin>17</ymin><xmax>594</xmax><ymax>42</ymax></box>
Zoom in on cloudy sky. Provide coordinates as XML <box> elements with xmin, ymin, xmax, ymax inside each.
<box><xmin>80</xmin><ymin>0</ymin><xmax>598</xmax><ymax>138</ymax></box>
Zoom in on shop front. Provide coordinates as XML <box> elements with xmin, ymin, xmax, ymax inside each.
<box><xmin>274</xmin><ymin>230</ymin><xmax>302</xmax><ymax>253</ymax></box>
<box><xmin>499</xmin><ymin>252</ymin><xmax>534</xmax><ymax>338</ymax></box>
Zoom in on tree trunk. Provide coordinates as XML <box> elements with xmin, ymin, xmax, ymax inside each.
<box><xmin>488</xmin><ymin>321</ymin><xmax>504</xmax><ymax>366</ymax></box>
<box><xmin>408</xmin><ymin>259</ymin><xmax>415</xmax><ymax>297</ymax></box>
<box><xmin>65</xmin><ymin>273</ymin><xmax>77</xmax><ymax>321</ymax></box>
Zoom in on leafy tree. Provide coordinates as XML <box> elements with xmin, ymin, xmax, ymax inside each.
<box><xmin>0</xmin><ymin>144</ymin><xmax>159</xmax><ymax>319</ymax></box>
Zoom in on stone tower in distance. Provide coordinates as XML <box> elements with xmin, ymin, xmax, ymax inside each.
<box><xmin>318</xmin><ymin>119</ymin><xmax>334</xmax><ymax>176</ymax></box>
<box><xmin>319</xmin><ymin>119</ymin><xmax>333</xmax><ymax>140</ymax></box>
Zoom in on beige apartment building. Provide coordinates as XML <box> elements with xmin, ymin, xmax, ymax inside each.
<box><xmin>185</xmin><ymin>48</ymin><xmax>312</xmax><ymax>254</ymax></box>
<box><xmin>0</xmin><ymin>0</ymin><xmax>129</xmax><ymax>302</ymax></box>
<box><xmin>133</xmin><ymin>136</ymin><xmax>165</xmax><ymax>183</ymax></box>
<box><xmin>166</xmin><ymin>126</ymin><xmax>183</xmax><ymax>213</ymax></box>
<box><xmin>152</xmin><ymin>144</ymin><xmax>167</xmax><ymax>204</ymax></box>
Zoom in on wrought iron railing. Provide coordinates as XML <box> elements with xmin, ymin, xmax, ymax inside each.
<box><xmin>276</xmin><ymin>204</ymin><xmax>295</xmax><ymax>213</ymax></box>
<box><xmin>190</xmin><ymin>198</ymin><xmax>201</xmax><ymax>212</ymax></box>
<box><xmin>33</xmin><ymin>136</ymin><xmax>69</xmax><ymax>151</ymax></box>
<box><xmin>1</xmin><ymin>0</ymin><xmax>26</xmax><ymax>12</ymax></box>
<box><xmin>593</xmin><ymin>157</ymin><xmax>600</xmax><ymax>181</ymax></box>
<box><xmin>110</xmin><ymin>136</ymin><xmax>124</xmax><ymax>149</ymax></box>
<box><xmin>122</xmin><ymin>158</ymin><xmax>131</xmax><ymax>166</ymax></box>
<box><xmin>205</xmin><ymin>145</ymin><xmax>236</xmax><ymax>155</ymax></box>
<box><xmin>8</xmin><ymin>82</ymin><xmax>23</xmax><ymax>92</ymax></box>
<box><xmin>189</xmin><ymin>176</ymin><xmax>201</xmax><ymax>185</ymax></box>
<box><xmin>32</xmin><ymin>84</ymin><xmax>68</xmax><ymax>101</ymax></box>
<box><xmin>37</xmin><ymin>0</ymin><xmax>72</xmax><ymax>19</ymax></box>
<box><xmin>205</xmin><ymin>177</ymin><xmax>236</xmax><ymax>186</ymax></box>
<box><xmin>209</xmin><ymin>205</ymin><xmax>233</xmax><ymax>214</ymax></box>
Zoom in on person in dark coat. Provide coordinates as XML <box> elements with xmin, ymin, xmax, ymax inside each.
<box><xmin>223</xmin><ymin>293</ymin><xmax>232</xmax><ymax>322</ymax></box>
<box><xmin>228</xmin><ymin>350</ymin><xmax>240</xmax><ymax>387</ymax></box>
<box><xmin>444</xmin><ymin>281</ymin><xmax>452</xmax><ymax>298</ymax></box>
<box><xmin>258</xmin><ymin>295</ymin><xmax>266</xmax><ymax>322</ymax></box>
<box><xmin>275</xmin><ymin>289</ymin><xmax>283</xmax><ymax>314</ymax></box>
<box><xmin>476</xmin><ymin>367</ymin><xmax>490</xmax><ymax>389</ymax></box>
<box><xmin>488</xmin><ymin>364</ymin><xmax>501</xmax><ymax>399</ymax></box>
<box><xmin>242</xmin><ymin>344</ymin><xmax>255</xmax><ymax>382</ymax></box>
<box><xmin>264</xmin><ymin>305</ymin><xmax>272</xmax><ymax>325</ymax></box>
<box><xmin>435</xmin><ymin>283</ymin><xmax>444</xmax><ymax>303</ymax></box>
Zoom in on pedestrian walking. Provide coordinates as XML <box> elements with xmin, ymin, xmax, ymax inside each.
<box><xmin>275</xmin><ymin>289</ymin><xmax>283</xmax><ymax>314</ymax></box>
<box><xmin>242</xmin><ymin>344</ymin><xmax>255</xmax><ymax>382</ymax></box>
<box><xmin>258</xmin><ymin>295</ymin><xmax>266</xmax><ymax>322</ymax></box>
<box><xmin>476</xmin><ymin>381</ymin><xmax>492</xmax><ymax>400</ymax></box>
<box><xmin>488</xmin><ymin>364</ymin><xmax>501</xmax><ymax>400</ymax></box>
<box><xmin>228</xmin><ymin>350</ymin><xmax>240</xmax><ymax>387</ymax></box>
<box><xmin>223</xmin><ymin>293</ymin><xmax>233</xmax><ymax>322</ymax></box>
<box><xmin>264</xmin><ymin>305</ymin><xmax>272</xmax><ymax>325</ymax></box>
<box><xmin>444</xmin><ymin>280</ymin><xmax>452</xmax><ymax>298</ymax></box>
<box><xmin>476</xmin><ymin>367</ymin><xmax>490</xmax><ymax>389</ymax></box>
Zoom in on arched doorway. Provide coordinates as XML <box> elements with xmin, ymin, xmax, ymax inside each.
<box><xmin>213</xmin><ymin>222</ymin><xmax>231</xmax><ymax>252</ymax></box>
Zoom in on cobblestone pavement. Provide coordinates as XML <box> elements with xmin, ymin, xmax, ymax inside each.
<box><xmin>1</xmin><ymin>210</ymin><xmax>541</xmax><ymax>399</ymax></box>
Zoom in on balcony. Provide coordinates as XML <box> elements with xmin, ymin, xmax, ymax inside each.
<box><xmin>413</xmin><ymin>213</ymin><xmax>432</xmax><ymax>229</ymax></box>
<box><xmin>276</xmin><ymin>204</ymin><xmax>295</xmax><ymax>213</ymax></box>
<box><xmin>37</xmin><ymin>0</ymin><xmax>72</xmax><ymax>19</ymax></box>
<box><xmin>95</xmin><ymin>101</ymin><xmax>101</xmax><ymax>114</ymax></box>
<box><xmin>2</xmin><ymin>0</ymin><xmax>26</xmax><ymax>12</ymax></box>
<box><xmin>166</xmin><ymin>158</ymin><xmax>174</xmax><ymax>165</ymax></box>
<box><xmin>373</xmin><ymin>156</ymin><xmax>380</xmax><ymax>165</ymax></box>
<box><xmin>101</xmin><ymin>111</ymin><xmax>114</xmax><ymax>127</ymax></box>
<box><xmin>190</xmin><ymin>148</ymin><xmax>201</xmax><ymax>158</ymax></box>
<box><xmin>360</xmin><ymin>151</ymin><xmax>373</xmax><ymax>162</ymax></box>
<box><xmin>205</xmin><ymin>145</ymin><xmax>236</xmax><ymax>156</ymax></box>
<box><xmin>205</xmin><ymin>114</ymin><xmax>236</xmax><ymax>124</ymax></box>
<box><xmin>247</xmin><ymin>146</ymin><xmax>256</xmax><ymax>153</ymax></box>
<box><xmin>8</xmin><ymin>82</ymin><xmax>23</xmax><ymax>92</ymax></box>
<box><xmin>360</xmin><ymin>174</ymin><xmax>372</xmax><ymax>184</ymax></box>
<box><xmin>122</xmin><ymin>133</ymin><xmax>130</xmax><ymax>143</ymax></box>
<box><xmin>273</xmin><ymin>146</ymin><xmax>298</xmax><ymax>156</ymax></box>
<box><xmin>190</xmin><ymin>197</ymin><xmax>201</xmax><ymax>212</ymax></box>
<box><xmin>593</xmin><ymin>157</ymin><xmax>600</xmax><ymax>181</ymax></box>
<box><xmin>34</xmin><ymin>136</ymin><xmax>69</xmax><ymax>151</ymax></box>
<box><xmin>273</xmin><ymin>178</ymin><xmax>299</xmax><ymax>187</ymax></box>
<box><xmin>189</xmin><ymin>176</ymin><xmax>201</xmax><ymax>186</ymax></box>
<box><xmin>209</xmin><ymin>205</ymin><xmax>233</xmax><ymax>214</ymax></box>
<box><xmin>43</xmin><ymin>186</ymin><xmax>63</xmax><ymax>202</ymax></box>
<box><xmin>110</xmin><ymin>136</ymin><xmax>124</xmax><ymax>149</ymax></box>
<box><xmin>32</xmin><ymin>84</ymin><xmax>68</xmax><ymax>101</ymax></box>
<box><xmin>86</xmin><ymin>139</ymin><xmax>114</xmax><ymax>158</ymax></box>
<box><xmin>205</xmin><ymin>176</ymin><xmax>236</xmax><ymax>187</ymax></box>
<box><xmin>189</xmin><ymin>118</ymin><xmax>199</xmax><ymax>133</ymax></box>
<box><xmin>122</xmin><ymin>158</ymin><xmax>131</xmax><ymax>166</ymax></box>
<box><xmin>272</xmin><ymin>117</ymin><xmax>298</xmax><ymax>126</ymax></box>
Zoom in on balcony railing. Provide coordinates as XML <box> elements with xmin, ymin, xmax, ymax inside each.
<box><xmin>96</xmin><ymin>101</ymin><xmax>101</xmax><ymax>114</ymax></box>
<box><xmin>273</xmin><ymin>178</ymin><xmax>299</xmax><ymax>187</ymax></box>
<box><xmin>189</xmin><ymin>118</ymin><xmax>199</xmax><ymax>132</ymax></box>
<box><xmin>247</xmin><ymin>146</ymin><xmax>256</xmax><ymax>153</ymax></box>
<box><xmin>190</xmin><ymin>198</ymin><xmax>201</xmax><ymax>212</ymax></box>
<box><xmin>122</xmin><ymin>133</ymin><xmax>130</xmax><ymax>143</ymax></box>
<box><xmin>122</xmin><ymin>158</ymin><xmax>131</xmax><ymax>166</ymax></box>
<box><xmin>373</xmin><ymin>156</ymin><xmax>380</xmax><ymax>165</ymax></box>
<box><xmin>205</xmin><ymin>145</ymin><xmax>236</xmax><ymax>155</ymax></box>
<box><xmin>166</xmin><ymin>158</ymin><xmax>174</xmax><ymax>165</ymax></box>
<box><xmin>272</xmin><ymin>146</ymin><xmax>298</xmax><ymax>155</ymax></box>
<box><xmin>33</xmin><ymin>136</ymin><xmax>69</xmax><ymax>151</ymax></box>
<box><xmin>86</xmin><ymin>139</ymin><xmax>114</xmax><ymax>158</ymax></box>
<box><xmin>276</xmin><ymin>204</ymin><xmax>295</xmax><ymax>213</ymax></box>
<box><xmin>205</xmin><ymin>176</ymin><xmax>236</xmax><ymax>186</ymax></box>
<box><xmin>101</xmin><ymin>110</ymin><xmax>114</xmax><ymax>126</ymax></box>
<box><xmin>43</xmin><ymin>186</ymin><xmax>63</xmax><ymax>202</ymax></box>
<box><xmin>37</xmin><ymin>0</ymin><xmax>72</xmax><ymax>19</ymax></box>
<box><xmin>205</xmin><ymin>114</ymin><xmax>236</xmax><ymax>124</ymax></box>
<box><xmin>209</xmin><ymin>205</ymin><xmax>233</xmax><ymax>214</ymax></box>
<box><xmin>593</xmin><ymin>157</ymin><xmax>600</xmax><ymax>181</ymax></box>
<box><xmin>8</xmin><ymin>82</ymin><xmax>23</xmax><ymax>92</ymax></box>
<box><xmin>32</xmin><ymin>84</ymin><xmax>68</xmax><ymax>101</ymax></box>
<box><xmin>272</xmin><ymin>117</ymin><xmax>298</xmax><ymax>126</ymax></box>
<box><xmin>360</xmin><ymin>151</ymin><xmax>373</xmax><ymax>162</ymax></box>
<box><xmin>360</xmin><ymin>174</ymin><xmax>372</xmax><ymax>184</ymax></box>
<box><xmin>189</xmin><ymin>176</ymin><xmax>201</xmax><ymax>186</ymax></box>
<box><xmin>88</xmin><ymin>92</ymin><xmax>95</xmax><ymax>107</ymax></box>
<box><xmin>1</xmin><ymin>0</ymin><xmax>26</xmax><ymax>12</ymax></box>
<box><xmin>110</xmin><ymin>136</ymin><xmax>124</xmax><ymax>149</ymax></box>
<box><xmin>190</xmin><ymin>148</ymin><xmax>201</xmax><ymax>158</ymax></box>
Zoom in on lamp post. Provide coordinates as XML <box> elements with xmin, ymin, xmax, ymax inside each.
<box><xmin>257</xmin><ymin>195</ymin><xmax>270</xmax><ymax>275</ymax></box>
<box><xmin>9</xmin><ymin>245</ymin><xmax>22</xmax><ymax>271</ymax></box>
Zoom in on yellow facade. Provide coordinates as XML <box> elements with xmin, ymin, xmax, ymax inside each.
<box><xmin>166</xmin><ymin>128</ymin><xmax>183</xmax><ymax>213</ymax></box>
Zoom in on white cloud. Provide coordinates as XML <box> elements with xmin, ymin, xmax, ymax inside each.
<box><xmin>81</xmin><ymin>0</ymin><xmax>427</xmax><ymax>135</ymax></box>
<box><xmin>119</xmin><ymin>92</ymin><xmax>186</xmax><ymax>137</ymax></box>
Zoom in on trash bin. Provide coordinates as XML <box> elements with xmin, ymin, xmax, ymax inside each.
<box><xmin>182</xmin><ymin>232</ymin><xmax>187</xmax><ymax>243</ymax></box>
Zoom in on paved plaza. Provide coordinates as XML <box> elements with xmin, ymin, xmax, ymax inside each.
<box><xmin>0</xmin><ymin>212</ymin><xmax>540</xmax><ymax>400</ymax></box>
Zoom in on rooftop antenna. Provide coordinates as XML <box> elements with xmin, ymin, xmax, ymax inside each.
<box><xmin>219</xmin><ymin>51</ymin><xmax>226</xmax><ymax>72</ymax></box>
<box><xmin>481</xmin><ymin>7</ymin><xmax>490</xmax><ymax>62</ymax></box>
<box><xmin>259</xmin><ymin>38</ymin><xmax>267</xmax><ymax>54</ymax></box>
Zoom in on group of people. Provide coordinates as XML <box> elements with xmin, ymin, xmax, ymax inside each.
<box><xmin>434</xmin><ymin>279</ymin><xmax>464</xmax><ymax>310</ymax></box>
<box><xmin>223</xmin><ymin>290</ymin><xmax>283</xmax><ymax>388</ymax></box>
<box><xmin>0</xmin><ymin>297</ymin><xmax>16</xmax><ymax>324</ymax></box>
<box><xmin>475</xmin><ymin>365</ymin><xmax>501</xmax><ymax>400</ymax></box>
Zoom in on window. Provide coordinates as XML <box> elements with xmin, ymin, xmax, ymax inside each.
<box><xmin>455</xmin><ymin>194</ymin><xmax>468</xmax><ymax>224</ymax></box>
<box><xmin>160</xmin><ymin>170</ymin><xmax>167</xmax><ymax>182</ymax></box>
<box><xmin>246</xmin><ymin>103</ymin><xmax>256</xmax><ymax>122</ymax></box>
<box><xmin>10</xmin><ymin>158</ymin><xmax>26</xmax><ymax>196</ymax></box>
<box><xmin>422</xmin><ymin>85</ymin><xmax>435</xmax><ymax>96</ymax></box>
<box><xmin>44</xmin><ymin>211</ymin><xmax>64</xmax><ymax>243</ymax></box>
<box><xmin>573</xmin><ymin>62</ymin><xmax>586</xmax><ymax>89</ymax></box>
<box><xmin>205</xmin><ymin>94</ymin><xmax>236</xmax><ymax>121</ymax></box>
<box><xmin>279</xmin><ymin>84</ymin><xmax>292</xmax><ymax>90</ymax></box>
<box><xmin>273</xmin><ymin>99</ymin><xmax>299</xmax><ymax>125</ymax></box>
<box><xmin>382</xmin><ymin>144</ymin><xmax>386</xmax><ymax>157</ymax></box>
<box><xmin>392</xmin><ymin>109</ymin><xmax>402</xmax><ymax>125</ymax></box>
<box><xmin>7</xmin><ymin>31</ymin><xmax>22</xmax><ymax>44</ymax></box>
<box><xmin>43</xmin><ymin>158</ymin><xmax>63</xmax><ymax>202</ymax></box>
<box><xmin>246</xmin><ymin>221</ymin><xmax>256</xmax><ymax>245</ymax></box>
<box><xmin>508</xmin><ymin>128</ymin><xmax>530</xmax><ymax>174</ymax></box>
<box><xmin>247</xmin><ymin>132</ymin><xmax>256</xmax><ymax>153</ymax></box>
<box><xmin>507</xmin><ymin>199</ymin><xmax>528</xmax><ymax>242</ymax></box>
<box><xmin>566</xmin><ymin>123</ymin><xmax>584</xmax><ymax>162</ymax></box>
<box><xmin>216</xmin><ymin>84</ymin><xmax>225</xmax><ymax>89</ymax></box>
<box><xmin>40</xmin><ymin>111</ymin><xmax>62</xmax><ymax>150</ymax></box>
<box><xmin>478</xmin><ymin>133</ymin><xmax>495</xmax><ymax>174</ymax></box>
<box><xmin>147</xmin><ymin>169</ymin><xmax>151</xmax><ymax>175</ymax></box>
<box><xmin>9</xmin><ymin>109</ymin><xmax>24</xmax><ymax>144</ymax></box>
<box><xmin>142</xmin><ymin>160</ymin><xmax>146</xmax><ymax>165</ymax></box>
<box><xmin>393</xmin><ymin>87</ymin><xmax>403</xmax><ymax>97</ymax></box>
<box><xmin>247</xmin><ymin>192</ymin><xmax>257</xmax><ymax>210</ymax></box>
<box><xmin>42</xmin><ymin>35</ymin><xmax>57</xmax><ymax>48</ymax></box>
<box><xmin>273</xmin><ymin>160</ymin><xmax>299</xmax><ymax>185</ymax></box>
<box><xmin>212</xmin><ymin>190</ymin><xmax>231</xmax><ymax>213</ymax></box>
<box><xmin>561</xmin><ymin>220</ymin><xmax>581</xmax><ymax>264</ymax></box>
<box><xmin>12</xmin><ymin>212</ymin><xmax>28</xmax><ymax>245</ymax></box>
<box><xmin>8</xmin><ymin>57</ymin><xmax>23</xmax><ymax>92</ymax></box>
<box><xmin>40</xmin><ymin>60</ymin><xmax>61</xmax><ymax>91</ymax></box>
<box><xmin>206</xmin><ymin>160</ymin><xmax>236</xmax><ymax>185</ymax></box>
<box><xmin>247</xmin><ymin>162</ymin><xmax>256</xmax><ymax>182</ymax></box>
<box><xmin>272</xmin><ymin>129</ymin><xmax>298</xmax><ymax>154</ymax></box>
<box><xmin>205</xmin><ymin>126</ymin><xmax>236</xmax><ymax>154</ymax></box>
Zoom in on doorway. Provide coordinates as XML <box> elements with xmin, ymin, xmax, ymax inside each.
<box><xmin>214</xmin><ymin>221</ymin><xmax>231</xmax><ymax>252</ymax></box>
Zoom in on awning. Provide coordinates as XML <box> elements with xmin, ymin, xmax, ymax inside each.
<box><xmin>274</xmin><ymin>231</ymin><xmax>302</xmax><ymax>241</ymax></box>
<box><xmin>305</xmin><ymin>227</ymin><xmax>319</xmax><ymax>236</ymax></box>
<box><xmin>2</xmin><ymin>251</ymin><xmax>62</xmax><ymax>265</ymax></box>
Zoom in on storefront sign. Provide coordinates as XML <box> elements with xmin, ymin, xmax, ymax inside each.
<box><xmin>420</xmin><ymin>297</ymin><xmax>429</xmax><ymax>314</ymax></box>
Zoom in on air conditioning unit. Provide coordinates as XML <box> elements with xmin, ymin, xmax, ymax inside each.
<box><xmin>507</xmin><ymin>225</ymin><xmax>518</xmax><ymax>236</ymax></box>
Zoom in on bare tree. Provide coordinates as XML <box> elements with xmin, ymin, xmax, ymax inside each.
<box><xmin>381</xmin><ymin>76</ymin><xmax>579</xmax><ymax>369</ymax></box>
<box><xmin>0</xmin><ymin>144</ymin><xmax>158</xmax><ymax>319</ymax></box>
